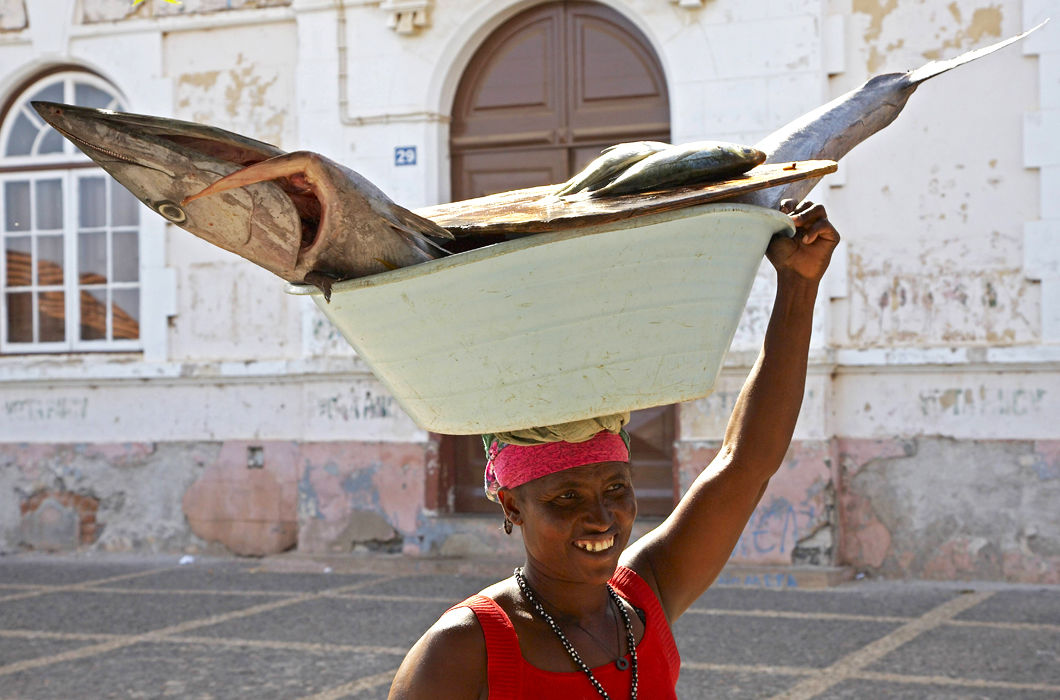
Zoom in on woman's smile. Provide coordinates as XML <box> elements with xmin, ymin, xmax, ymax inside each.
<box><xmin>573</xmin><ymin>533</ymin><xmax>616</xmax><ymax>553</ymax></box>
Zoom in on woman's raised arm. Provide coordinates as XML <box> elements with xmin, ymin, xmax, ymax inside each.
<box><xmin>622</xmin><ymin>200</ymin><xmax>840</xmax><ymax>623</ymax></box>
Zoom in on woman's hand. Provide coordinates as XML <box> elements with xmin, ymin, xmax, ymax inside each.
<box><xmin>767</xmin><ymin>199</ymin><xmax>841</xmax><ymax>283</ymax></box>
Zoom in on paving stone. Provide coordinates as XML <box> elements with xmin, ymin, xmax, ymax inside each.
<box><xmin>0</xmin><ymin>590</ymin><xmax>278</xmax><ymax>635</ymax></box>
<box><xmin>113</xmin><ymin>564</ymin><xmax>379</xmax><ymax>593</ymax></box>
<box><xmin>815</xmin><ymin>678</ymin><xmax>1060</xmax><ymax>699</ymax></box>
<box><xmin>673</xmin><ymin>613</ymin><xmax>902</xmax><ymax>669</ymax></box>
<box><xmin>676</xmin><ymin>666</ymin><xmax>805</xmax><ymax>699</ymax></box>
<box><xmin>190</xmin><ymin>596</ymin><xmax>452</xmax><ymax>650</ymax></box>
<box><xmin>353</xmin><ymin>573</ymin><xmax>500</xmax><ymax>601</ymax></box>
<box><xmin>689</xmin><ymin>585</ymin><xmax>959</xmax><ymax>618</ymax></box>
<box><xmin>0</xmin><ymin>640</ymin><xmax>403</xmax><ymax>700</ymax></box>
<box><xmin>0</xmin><ymin>635</ymin><xmax>98</xmax><ymax>665</ymax></box>
<box><xmin>868</xmin><ymin>625</ymin><xmax>1060</xmax><ymax>685</ymax></box>
<box><xmin>0</xmin><ymin>556</ymin><xmax>167</xmax><ymax>585</ymax></box>
<box><xmin>953</xmin><ymin>589</ymin><xmax>1060</xmax><ymax>625</ymax></box>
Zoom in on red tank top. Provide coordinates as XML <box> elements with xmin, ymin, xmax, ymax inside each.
<box><xmin>448</xmin><ymin>566</ymin><xmax>680</xmax><ymax>699</ymax></box>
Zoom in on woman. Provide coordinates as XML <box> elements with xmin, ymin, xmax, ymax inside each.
<box><xmin>389</xmin><ymin>200</ymin><xmax>840</xmax><ymax>699</ymax></box>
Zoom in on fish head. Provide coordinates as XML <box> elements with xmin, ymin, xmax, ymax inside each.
<box><xmin>737</xmin><ymin>144</ymin><xmax>768</xmax><ymax>168</ymax></box>
<box><xmin>32</xmin><ymin>101</ymin><xmax>305</xmax><ymax>280</ymax></box>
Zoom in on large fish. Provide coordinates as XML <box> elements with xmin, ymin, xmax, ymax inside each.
<box><xmin>741</xmin><ymin>21</ymin><xmax>1048</xmax><ymax>209</ymax></box>
<box><xmin>32</xmin><ymin>102</ymin><xmax>452</xmax><ymax>300</ymax></box>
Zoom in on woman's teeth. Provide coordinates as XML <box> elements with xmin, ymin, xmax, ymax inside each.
<box><xmin>575</xmin><ymin>536</ymin><xmax>614</xmax><ymax>552</ymax></box>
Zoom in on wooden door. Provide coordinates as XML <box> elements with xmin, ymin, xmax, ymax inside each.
<box><xmin>446</xmin><ymin>1</ymin><xmax>675</xmax><ymax>516</ymax></box>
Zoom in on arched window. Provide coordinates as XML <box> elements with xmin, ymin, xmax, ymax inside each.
<box><xmin>1</xmin><ymin>70</ymin><xmax>142</xmax><ymax>352</ymax></box>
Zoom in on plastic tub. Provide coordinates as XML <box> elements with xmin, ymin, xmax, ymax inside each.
<box><xmin>286</xmin><ymin>202</ymin><xmax>793</xmax><ymax>434</ymax></box>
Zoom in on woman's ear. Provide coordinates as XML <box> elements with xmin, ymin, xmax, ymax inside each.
<box><xmin>498</xmin><ymin>488</ymin><xmax>524</xmax><ymax>526</ymax></box>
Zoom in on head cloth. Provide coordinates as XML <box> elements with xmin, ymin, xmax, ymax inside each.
<box><xmin>483</xmin><ymin>413</ymin><xmax>631</xmax><ymax>503</ymax></box>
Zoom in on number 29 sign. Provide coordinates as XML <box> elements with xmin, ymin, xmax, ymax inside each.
<box><xmin>394</xmin><ymin>146</ymin><xmax>417</xmax><ymax>167</ymax></box>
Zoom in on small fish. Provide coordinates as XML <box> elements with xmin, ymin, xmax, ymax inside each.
<box><xmin>556</xmin><ymin>140</ymin><xmax>670</xmax><ymax>196</ymax></box>
<box><xmin>592</xmin><ymin>140</ymin><xmax>766</xmax><ymax>197</ymax></box>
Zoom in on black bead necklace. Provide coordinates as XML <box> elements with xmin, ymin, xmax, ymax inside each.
<box><xmin>514</xmin><ymin>567</ymin><xmax>638</xmax><ymax>700</ymax></box>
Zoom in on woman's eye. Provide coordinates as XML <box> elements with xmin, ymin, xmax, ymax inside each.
<box><xmin>557</xmin><ymin>491</ymin><xmax>577</xmax><ymax>500</ymax></box>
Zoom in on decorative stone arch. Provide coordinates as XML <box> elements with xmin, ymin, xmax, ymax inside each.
<box><xmin>435</xmin><ymin>1</ymin><xmax>677</xmax><ymax>517</ymax></box>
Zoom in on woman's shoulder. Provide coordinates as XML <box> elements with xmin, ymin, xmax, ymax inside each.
<box><xmin>388</xmin><ymin>603</ymin><xmax>488</xmax><ymax>699</ymax></box>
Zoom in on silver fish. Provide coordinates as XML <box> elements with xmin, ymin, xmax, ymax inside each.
<box><xmin>556</xmin><ymin>140</ymin><xmax>670</xmax><ymax>196</ymax></box>
<box><xmin>593</xmin><ymin>140</ymin><xmax>766</xmax><ymax>197</ymax></box>
<box><xmin>741</xmin><ymin>21</ymin><xmax>1048</xmax><ymax>209</ymax></box>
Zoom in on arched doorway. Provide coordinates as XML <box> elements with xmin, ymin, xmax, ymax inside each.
<box><xmin>450</xmin><ymin>1</ymin><xmax>670</xmax><ymax>199</ymax></box>
<box><xmin>441</xmin><ymin>1</ymin><xmax>676</xmax><ymax>517</ymax></box>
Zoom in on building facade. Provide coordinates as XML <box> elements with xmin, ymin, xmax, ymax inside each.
<box><xmin>0</xmin><ymin>0</ymin><xmax>1057</xmax><ymax>582</ymax></box>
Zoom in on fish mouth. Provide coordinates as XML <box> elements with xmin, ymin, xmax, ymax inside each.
<box><xmin>573</xmin><ymin>534</ymin><xmax>616</xmax><ymax>553</ymax></box>
<box><xmin>32</xmin><ymin>101</ymin><xmax>324</xmax><ymax>251</ymax></box>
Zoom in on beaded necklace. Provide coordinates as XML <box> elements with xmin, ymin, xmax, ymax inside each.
<box><xmin>514</xmin><ymin>567</ymin><xmax>638</xmax><ymax>700</ymax></box>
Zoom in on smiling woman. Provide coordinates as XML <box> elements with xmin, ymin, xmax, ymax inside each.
<box><xmin>387</xmin><ymin>200</ymin><xmax>841</xmax><ymax>699</ymax></box>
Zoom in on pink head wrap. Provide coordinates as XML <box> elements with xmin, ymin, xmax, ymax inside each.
<box><xmin>483</xmin><ymin>430</ymin><xmax>630</xmax><ymax>502</ymax></box>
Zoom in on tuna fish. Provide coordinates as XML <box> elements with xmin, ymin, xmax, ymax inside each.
<box><xmin>556</xmin><ymin>140</ymin><xmax>670</xmax><ymax>196</ymax></box>
<box><xmin>592</xmin><ymin>140</ymin><xmax>766</xmax><ymax>197</ymax></box>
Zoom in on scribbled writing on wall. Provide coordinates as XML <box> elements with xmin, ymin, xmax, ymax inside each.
<box><xmin>918</xmin><ymin>387</ymin><xmax>1046</xmax><ymax>417</ymax></box>
<box><xmin>316</xmin><ymin>389</ymin><xmax>396</xmax><ymax>422</ymax></box>
<box><xmin>730</xmin><ymin>496</ymin><xmax>818</xmax><ymax>560</ymax></box>
<box><xmin>4</xmin><ymin>398</ymin><xmax>88</xmax><ymax>422</ymax></box>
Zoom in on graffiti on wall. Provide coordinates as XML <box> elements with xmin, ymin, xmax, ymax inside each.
<box><xmin>3</xmin><ymin>397</ymin><xmax>88</xmax><ymax>422</ymax></box>
<box><xmin>315</xmin><ymin>388</ymin><xmax>396</xmax><ymax>422</ymax></box>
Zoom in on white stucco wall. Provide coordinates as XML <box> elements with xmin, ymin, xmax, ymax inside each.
<box><xmin>1</xmin><ymin>0</ymin><xmax>1057</xmax><ymax>578</ymax></box>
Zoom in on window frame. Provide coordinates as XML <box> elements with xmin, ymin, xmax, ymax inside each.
<box><xmin>1</xmin><ymin>70</ymin><xmax>146</xmax><ymax>354</ymax></box>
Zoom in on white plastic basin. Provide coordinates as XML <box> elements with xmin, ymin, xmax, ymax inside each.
<box><xmin>286</xmin><ymin>202</ymin><xmax>793</xmax><ymax>434</ymax></box>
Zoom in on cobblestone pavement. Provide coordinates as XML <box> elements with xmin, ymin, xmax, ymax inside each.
<box><xmin>0</xmin><ymin>553</ymin><xmax>1057</xmax><ymax>699</ymax></box>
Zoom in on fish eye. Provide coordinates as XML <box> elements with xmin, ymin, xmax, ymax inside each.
<box><xmin>155</xmin><ymin>200</ymin><xmax>187</xmax><ymax>224</ymax></box>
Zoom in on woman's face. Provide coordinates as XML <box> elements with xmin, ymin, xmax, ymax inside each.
<box><xmin>503</xmin><ymin>461</ymin><xmax>637</xmax><ymax>585</ymax></box>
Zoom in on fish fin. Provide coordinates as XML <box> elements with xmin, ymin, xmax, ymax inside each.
<box><xmin>182</xmin><ymin>151</ymin><xmax>316</xmax><ymax>205</ymax></box>
<box><xmin>375</xmin><ymin>199</ymin><xmax>455</xmax><ymax>242</ymax></box>
<box><xmin>389</xmin><ymin>225</ymin><xmax>452</xmax><ymax>256</ymax></box>
<box><xmin>302</xmin><ymin>270</ymin><xmax>341</xmax><ymax>303</ymax></box>
<box><xmin>907</xmin><ymin>20</ymin><xmax>1047</xmax><ymax>84</ymax></box>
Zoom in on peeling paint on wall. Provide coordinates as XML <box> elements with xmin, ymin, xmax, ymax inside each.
<box><xmin>0</xmin><ymin>442</ymin><xmax>215</xmax><ymax>554</ymax></box>
<box><xmin>165</xmin><ymin>23</ymin><xmax>295</xmax><ymax>148</ymax></box>
<box><xmin>295</xmin><ymin>442</ymin><xmax>427</xmax><ymax>554</ymax></box>
<box><xmin>921</xmin><ymin>4</ymin><xmax>1004</xmax><ymax>60</ymax></box>
<box><xmin>838</xmin><ymin>437</ymin><xmax>1060</xmax><ymax>583</ymax></box>
<box><xmin>852</xmin><ymin>0</ymin><xmax>1005</xmax><ymax>72</ymax></box>
<box><xmin>847</xmin><ymin>260</ymin><xmax>1036</xmax><ymax>346</ymax></box>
